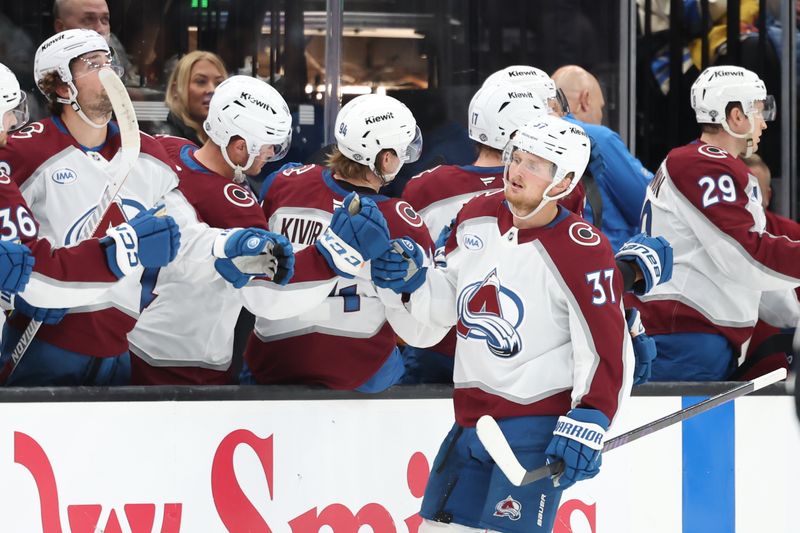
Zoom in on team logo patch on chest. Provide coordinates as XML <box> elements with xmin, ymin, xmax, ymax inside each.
<box><xmin>223</xmin><ymin>183</ymin><xmax>256</xmax><ymax>207</ymax></box>
<box><xmin>456</xmin><ymin>269</ymin><xmax>523</xmax><ymax>357</ymax></box>
<box><xmin>494</xmin><ymin>495</ymin><xmax>522</xmax><ymax>520</ymax></box>
<box><xmin>568</xmin><ymin>221</ymin><xmax>601</xmax><ymax>246</ymax></box>
<box><xmin>51</xmin><ymin>168</ymin><xmax>78</xmax><ymax>184</ymax></box>
<box><xmin>0</xmin><ymin>161</ymin><xmax>10</xmax><ymax>184</ymax></box>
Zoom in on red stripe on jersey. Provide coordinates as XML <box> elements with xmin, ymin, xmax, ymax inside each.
<box><xmin>634</xmin><ymin>296</ymin><xmax>753</xmax><ymax>347</ymax></box>
<box><xmin>9</xmin><ymin>308</ymin><xmax>135</xmax><ymax>357</ymax></box>
<box><xmin>243</xmin><ymin>322</ymin><xmax>397</xmax><ymax>389</ymax></box>
<box><xmin>454</xmin><ymin>388</ymin><xmax>572</xmax><ymax>427</ymax></box>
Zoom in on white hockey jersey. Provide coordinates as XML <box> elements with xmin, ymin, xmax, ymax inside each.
<box><xmin>407</xmin><ymin>191</ymin><xmax>633</xmax><ymax>426</ymax></box>
<box><xmin>634</xmin><ymin>140</ymin><xmax>800</xmax><ymax>351</ymax></box>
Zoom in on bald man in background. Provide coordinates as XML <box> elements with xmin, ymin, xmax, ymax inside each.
<box><xmin>53</xmin><ymin>0</ymin><xmax>136</xmax><ymax>83</ymax></box>
<box><xmin>552</xmin><ymin>65</ymin><xmax>652</xmax><ymax>251</ymax></box>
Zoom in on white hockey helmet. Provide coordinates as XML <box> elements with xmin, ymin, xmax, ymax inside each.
<box><xmin>204</xmin><ymin>75</ymin><xmax>292</xmax><ymax>182</ymax></box>
<box><xmin>334</xmin><ymin>94</ymin><xmax>422</xmax><ymax>184</ymax></box>
<box><xmin>468</xmin><ymin>82</ymin><xmax>548</xmax><ymax>150</ymax></box>
<box><xmin>34</xmin><ymin>29</ymin><xmax>123</xmax><ymax>128</ymax></box>
<box><xmin>0</xmin><ymin>63</ymin><xmax>29</xmax><ymax>134</ymax></box>
<box><xmin>483</xmin><ymin>65</ymin><xmax>570</xmax><ymax>116</ymax></box>
<box><xmin>691</xmin><ymin>66</ymin><xmax>774</xmax><ymax>155</ymax></box>
<box><xmin>502</xmin><ymin>114</ymin><xmax>590</xmax><ymax>219</ymax></box>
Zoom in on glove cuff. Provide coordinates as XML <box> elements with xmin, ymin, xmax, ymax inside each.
<box><xmin>615</xmin><ymin>242</ymin><xmax>662</xmax><ymax>291</ymax></box>
<box><xmin>553</xmin><ymin>414</ymin><xmax>606</xmax><ymax>451</ymax></box>
<box><xmin>315</xmin><ymin>227</ymin><xmax>366</xmax><ymax>278</ymax></box>
<box><xmin>212</xmin><ymin>228</ymin><xmax>244</xmax><ymax>258</ymax></box>
<box><xmin>104</xmin><ymin>223</ymin><xmax>139</xmax><ymax>278</ymax></box>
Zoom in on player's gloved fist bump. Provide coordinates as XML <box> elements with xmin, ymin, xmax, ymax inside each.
<box><xmin>372</xmin><ymin>237</ymin><xmax>427</xmax><ymax>294</ymax></box>
<box><xmin>213</xmin><ymin>227</ymin><xmax>276</xmax><ymax>259</ymax></box>
<box><xmin>13</xmin><ymin>295</ymin><xmax>68</xmax><ymax>325</ymax></box>
<box><xmin>545</xmin><ymin>407</ymin><xmax>609</xmax><ymax>490</ymax></box>
<box><xmin>615</xmin><ymin>233</ymin><xmax>673</xmax><ymax>295</ymax></box>
<box><xmin>0</xmin><ymin>240</ymin><xmax>34</xmax><ymax>293</ymax></box>
<box><xmin>270</xmin><ymin>233</ymin><xmax>294</xmax><ymax>285</ymax></box>
<box><xmin>626</xmin><ymin>307</ymin><xmax>656</xmax><ymax>385</ymax></box>
<box><xmin>316</xmin><ymin>193</ymin><xmax>391</xmax><ymax>279</ymax></box>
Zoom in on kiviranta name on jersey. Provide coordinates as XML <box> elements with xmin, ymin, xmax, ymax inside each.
<box><xmin>275</xmin><ymin>215</ymin><xmax>328</xmax><ymax>245</ymax></box>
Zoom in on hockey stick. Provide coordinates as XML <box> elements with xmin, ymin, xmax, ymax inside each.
<box><xmin>7</xmin><ymin>69</ymin><xmax>141</xmax><ymax>375</ymax></box>
<box><xmin>476</xmin><ymin>367</ymin><xmax>787</xmax><ymax>487</ymax></box>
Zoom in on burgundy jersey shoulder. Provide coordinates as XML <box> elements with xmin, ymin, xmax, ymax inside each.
<box><xmin>138</xmin><ymin>130</ymin><xmax>177</xmax><ymax>168</ymax></box>
<box><xmin>0</xmin><ymin>119</ymin><xmax>74</xmax><ymax>187</ymax></box>
<box><xmin>155</xmin><ymin>134</ymin><xmax>199</xmax><ymax>165</ymax></box>
<box><xmin>402</xmin><ymin>164</ymin><xmax>504</xmax><ymax>211</ymax></box>
<box><xmin>262</xmin><ymin>164</ymin><xmax>329</xmax><ymax>218</ymax></box>
<box><xmin>540</xmin><ymin>210</ymin><xmax>617</xmax><ymax>276</ymax></box>
<box><xmin>665</xmin><ymin>141</ymin><xmax>748</xmax><ymax>186</ymax></box>
<box><xmin>558</xmin><ymin>180</ymin><xmax>586</xmax><ymax>217</ymax></box>
<box><xmin>376</xmin><ymin>197</ymin><xmax>434</xmax><ymax>250</ymax></box>
<box><xmin>456</xmin><ymin>189</ymin><xmax>506</xmax><ymax>223</ymax></box>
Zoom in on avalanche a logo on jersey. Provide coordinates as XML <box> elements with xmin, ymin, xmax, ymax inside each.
<box><xmin>493</xmin><ymin>495</ymin><xmax>522</xmax><ymax>521</ymax></box>
<box><xmin>456</xmin><ymin>269</ymin><xmax>523</xmax><ymax>357</ymax></box>
<box><xmin>65</xmin><ymin>198</ymin><xmax>146</xmax><ymax>244</ymax></box>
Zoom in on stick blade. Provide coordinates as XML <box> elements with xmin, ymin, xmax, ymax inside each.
<box><xmin>751</xmin><ymin>367</ymin><xmax>787</xmax><ymax>391</ymax></box>
<box><xmin>475</xmin><ymin>415</ymin><xmax>526</xmax><ymax>486</ymax></box>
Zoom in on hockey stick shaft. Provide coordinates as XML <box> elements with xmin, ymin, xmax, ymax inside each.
<box><xmin>7</xmin><ymin>70</ymin><xmax>140</xmax><ymax>376</ymax></box>
<box><xmin>478</xmin><ymin>368</ymin><xmax>787</xmax><ymax>487</ymax></box>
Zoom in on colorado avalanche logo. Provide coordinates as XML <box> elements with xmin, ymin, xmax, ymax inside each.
<box><xmin>456</xmin><ymin>269</ymin><xmax>523</xmax><ymax>357</ymax></box>
<box><xmin>494</xmin><ymin>495</ymin><xmax>522</xmax><ymax>521</ymax></box>
<box><xmin>223</xmin><ymin>182</ymin><xmax>256</xmax><ymax>208</ymax></box>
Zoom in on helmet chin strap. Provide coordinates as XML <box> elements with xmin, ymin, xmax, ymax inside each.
<box><xmin>221</xmin><ymin>145</ymin><xmax>255</xmax><ymax>184</ymax></box>
<box><xmin>56</xmin><ymin>82</ymin><xmax>109</xmax><ymax>130</ymax></box>
<box><xmin>721</xmin><ymin>113</ymin><xmax>757</xmax><ymax>157</ymax></box>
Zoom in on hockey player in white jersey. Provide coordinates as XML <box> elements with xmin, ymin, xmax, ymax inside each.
<box><xmin>128</xmin><ymin>75</ymin><xmax>300</xmax><ymax>384</ymax></box>
<box><xmin>0</xmin><ymin>29</ymin><xmax>286</xmax><ymax>386</ymax></box>
<box><xmin>633</xmin><ymin>65</ymin><xmax>800</xmax><ymax>381</ymax></box>
<box><xmin>369</xmin><ymin>115</ymin><xmax>633</xmax><ymax>532</ymax></box>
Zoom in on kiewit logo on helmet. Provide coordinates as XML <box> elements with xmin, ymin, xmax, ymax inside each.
<box><xmin>508</xmin><ymin>91</ymin><xmax>534</xmax><ymax>99</ymax></box>
<box><xmin>710</xmin><ymin>70</ymin><xmax>745</xmax><ymax>80</ymax></box>
<box><xmin>41</xmin><ymin>33</ymin><xmax>66</xmax><ymax>50</ymax></box>
<box><xmin>364</xmin><ymin>112</ymin><xmax>394</xmax><ymax>125</ymax></box>
<box><xmin>507</xmin><ymin>70</ymin><xmax>534</xmax><ymax>78</ymax></box>
<box><xmin>239</xmin><ymin>92</ymin><xmax>272</xmax><ymax>111</ymax></box>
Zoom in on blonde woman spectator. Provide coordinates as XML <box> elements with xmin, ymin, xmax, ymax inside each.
<box><xmin>159</xmin><ymin>51</ymin><xmax>227</xmax><ymax>145</ymax></box>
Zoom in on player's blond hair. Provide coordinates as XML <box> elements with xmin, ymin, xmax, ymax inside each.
<box><xmin>326</xmin><ymin>146</ymin><xmax>393</xmax><ymax>180</ymax></box>
<box><xmin>165</xmin><ymin>50</ymin><xmax>227</xmax><ymax>143</ymax></box>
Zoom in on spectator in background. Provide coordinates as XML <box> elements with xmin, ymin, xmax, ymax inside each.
<box><xmin>53</xmin><ymin>0</ymin><xmax>137</xmax><ymax>84</ymax></box>
<box><xmin>156</xmin><ymin>51</ymin><xmax>227</xmax><ymax>146</ymax></box>
<box><xmin>552</xmin><ymin>65</ymin><xmax>653</xmax><ymax>251</ymax></box>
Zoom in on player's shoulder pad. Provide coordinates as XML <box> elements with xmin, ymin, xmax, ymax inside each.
<box><xmin>458</xmin><ymin>188</ymin><xmax>505</xmax><ymax>222</ymax></box>
<box><xmin>378</xmin><ymin>197</ymin><xmax>432</xmax><ymax>245</ymax></box>
<box><xmin>402</xmin><ymin>164</ymin><xmax>455</xmax><ymax>202</ymax></box>
<box><xmin>666</xmin><ymin>142</ymin><xmax>743</xmax><ymax>179</ymax></box>
<box><xmin>549</xmin><ymin>210</ymin><xmax>616</xmax><ymax>266</ymax></box>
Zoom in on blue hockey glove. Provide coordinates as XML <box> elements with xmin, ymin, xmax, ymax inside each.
<box><xmin>433</xmin><ymin>219</ymin><xmax>454</xmax><ymax>268</ymax></box>
<box><xmin>102</xmin><ymin>208</ymin><xmax>181</xmax><ymax>278</ymax></box>
<box><xmin>13</xmin><ymin>295</ymin><xmax>68</xmax><ymax>325</ymax></box>
<box><xmin>0</xmin><ymin>240</ymin><xmax>34</xmax><ymax>293</ymax></box>
<box><xmin>213</xmin><ymin>227</ymin><xmax>279</xmax><ymax>259</ymax></box>
<box><xmin>627</xmin><ymin>307</ymin><xmax>656</xmax><ymax>385</ymax></box>
<box><xmin>545</xmin><ymin>407</ymin><xmax>609</xmax><ymax>490</ymax></box>
<box><xmin>372</xmin><ymin>237</ymin><xmax>427</xmax><ymax>294</ymax></box>
<box><xmin>215</xmin><ymin>231</ymin><xmax>295</xmax><ymax>288</ymax></box>
<box><xmin>615</xmin><ymin>233</ymin><xmax>673</xmax><ymax>295</ymax></box>
<box><xmin>315</xmin><ymin>193</ymin><xmax>391</xmax><ymax>278</ymax></box>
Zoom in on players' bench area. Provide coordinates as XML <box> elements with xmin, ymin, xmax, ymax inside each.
<box><xmin>0</xmin><ymin>382</ymin><xmax>794</xmax><ymax>532</ymax></box>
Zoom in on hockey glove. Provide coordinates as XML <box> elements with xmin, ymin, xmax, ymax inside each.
<box><xmin>615</xmin><ymin>233</ymin><xmax>673</xmax><ymax>295</ymax></box>
<box><xmin>13</xmin><ymin>295</ymin><xmax>68</xmax><ymax>325</ymax></box>
<box><xmin>227</xmin><ymin>232</ymin><xmax>295</xmax><ymax>286</ymax></box>
<box><xmin>545</xmin><ymin>407</ymin><xmax>609</xmax><ymax>490</ymax></box>
<box><xmin>372</xmin><ymin>237</ymin><xmax>427</xmax><ymax>294</ymax></box>
<box><xmin>315</xmin><ymin>193</ymin><xmax>391</xmax><ymax>278</ymax></box>
<box><xmin>626</xmin><ymin>307</ymin><xmax>656</xmax><ymax>385</ymax></box>
<box><xmin>102</xmin><ymin>209</ymin><xmax>181</xmax><ymax>278</ymax></box>
<box><xmin>433</xmin><ymin>219</ymin><xmax>454</xmax><ymax>268</ymax></box>
<box><xmin>0</xmin><ymin>240</ymin><xmax>34</xmax><ymax>294</ymax></box>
